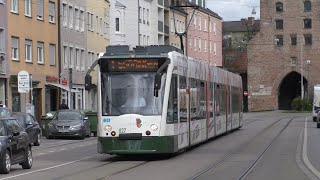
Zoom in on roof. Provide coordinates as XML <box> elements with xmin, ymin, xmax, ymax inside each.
<box><xmin>183</xmin><ymin>1</ymin><xmax>222</xmax><ymax>20</ymax></box>
<box><xmin>115</xmin><ymin>1</ymin><xmax>126</xmax><ymax>8</ymax></box>
<box><xmin>223</xmin><ymin>20</ymin><xmax>260</xmax><ymax>33</ymax></box>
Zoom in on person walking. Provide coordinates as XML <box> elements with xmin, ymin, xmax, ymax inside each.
<box><xmin>59</xmin><ymin>99</ymin><xmax>69</xmax><ymax>109</ymax></box>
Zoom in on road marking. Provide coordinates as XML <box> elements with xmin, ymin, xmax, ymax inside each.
<box><xmin>0</xmin><ymin>155</ymin><xmax>99</xmax><ymax>180</ymax></box>
<box><xmin>49</xmin><ymin>151</ymin><xmax>55</xmax><ymax>153</ymax></box>
<box><xmin>302</xmin><ymin>117</ymin><xmax>320</xmax><ymax>178</ymax></box>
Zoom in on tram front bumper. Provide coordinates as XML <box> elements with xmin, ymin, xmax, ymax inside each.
<box><xmin>97</xmin><ymin>136</ymin><xmax>179</xmax><ymax>154</ymax></box>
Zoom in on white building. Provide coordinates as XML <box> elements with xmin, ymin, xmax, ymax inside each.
<box><xmin>109</xmin><ymin>0</ymin><xmax>162</xmax><ymax>46</ymax></box>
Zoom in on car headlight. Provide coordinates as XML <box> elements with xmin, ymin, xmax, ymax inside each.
<box><xmin>105</xmin><ymin>125</ymin><xmax>112</xmax><ymax>132</ymax></box>
<box><xmin>150</xmin><ymin>124</ymin><xmax>158</xmax><ymax>131</ymax></box>
<box><xmin>71</xmin><ymin>125</ymin><xmax>82</xmax><ymax>130</ymax></box>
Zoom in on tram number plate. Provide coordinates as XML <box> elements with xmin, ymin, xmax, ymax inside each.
<box><xmin>119</xmin><ymin>128</ymin><xmax>126</xmax><ymax>134</ymax></box>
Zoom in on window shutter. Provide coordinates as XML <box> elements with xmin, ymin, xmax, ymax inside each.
<box><xmin>49</xmin><ymin>1</ymin><xmax>55</xmax><ymax>16</ymax></box>
<box><xmin>12</xmin><ymin>38</ymin><xmax>18</xmax><ymax>48</ymax></box>
<box><xmin>37</xmin><ymin>0</ymin><xmax>44</xmax><ymax>18</ymax></box>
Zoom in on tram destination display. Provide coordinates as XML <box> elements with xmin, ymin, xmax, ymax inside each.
<box><xmin>107</xmin><ymin>59</ymin><xmax>160</xmax><ymax>72</ymax></box>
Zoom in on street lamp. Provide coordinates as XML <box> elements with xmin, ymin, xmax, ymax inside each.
<box><xmin>306</xmin><ymin>60</ymin><xmax>311</xmax><ymax>98</ymax></box>
<box><xmin>301</xmin><ymin>40</ymin><xmax>304</xmax><ymax>100</ymax></box>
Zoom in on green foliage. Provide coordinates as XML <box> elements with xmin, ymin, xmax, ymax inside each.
<box><xmin>291</xmin><ymin>97</ymin><xmax>312</xmax><ymax>111</ymax></box>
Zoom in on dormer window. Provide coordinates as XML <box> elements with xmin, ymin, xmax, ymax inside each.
<box><xmin>276</xmin><ymin>2</ymin><xmax>283</xmax><ymax>12</ymax></box>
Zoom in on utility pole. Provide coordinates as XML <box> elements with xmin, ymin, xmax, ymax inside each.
<box><xmin>69</xmin><ymin>68</ymin><xmax>72</xmax><ymax>109</ymax></box>
<box><xmin>301</xmin><ymin>40</ymin><xmax>304</xmax><ymax>100</ymax></box>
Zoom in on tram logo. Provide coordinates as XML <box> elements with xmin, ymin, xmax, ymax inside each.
<box><xmin>136</xmin><ymin>118</ymin><xmax>142</xmax><ymax>128</ymax></box>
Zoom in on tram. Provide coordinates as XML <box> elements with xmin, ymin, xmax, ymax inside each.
<box><xmin>85</xmin><ymin>45</ymin><xmax>243</xmax><ymax>155</ymax></box>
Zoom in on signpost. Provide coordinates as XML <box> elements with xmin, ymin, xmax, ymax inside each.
<box><xmin>18</xmin><ymin>70</ymin><xmax>30</xmax><ymax>93</ymax></box>
<box><xmin>244</xmin><ymin>91</ymin><xmax>248</xmax><ymax>96</ymax></box>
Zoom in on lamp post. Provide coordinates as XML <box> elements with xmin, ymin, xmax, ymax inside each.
<box><xmin>301</xmin><ymin>40</ymin><xmax>304</xmax><ymax>100</ymax></box>
<box><xmin>306</xmin><ymin>60</ymin><xmax>311</xmax><ymax>98</ymax></box>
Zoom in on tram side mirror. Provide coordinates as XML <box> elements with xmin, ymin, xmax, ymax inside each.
<box><xmin>154</xmin><ymin>74</ymin><xmax>161</xmax><ymax>97</ymax></box>
<box><xmin>85</xmin><ymin>75</ymin><xmax>92</xmax><ymax>90</ymax></box>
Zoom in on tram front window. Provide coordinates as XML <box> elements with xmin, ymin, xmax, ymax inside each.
<box><xmin>101</xmin><ymin>73</ymin><xmax>166</xmax><ymax>116</ymax></box>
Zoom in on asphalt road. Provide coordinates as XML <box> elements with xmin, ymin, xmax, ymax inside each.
<box><xmin>0</xmin><ymin>111</ymin><xmax>318</xmax><ymax>180</ymax></box>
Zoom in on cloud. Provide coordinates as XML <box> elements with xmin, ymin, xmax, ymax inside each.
<box><xmin>206</xmin><ymin>0</ymin><xmax>260</xmax><ymax>21</ymax></box>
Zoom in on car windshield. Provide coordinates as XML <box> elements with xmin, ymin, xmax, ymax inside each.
<box><xmin>54</xmin><ymin>111</ymin><xmax>82</xmax><ymax>120</ymax></box>
<box><xmin>101</xmin><ymin>72</ymin><xmax>166</xmax><ymax>116</ymax></box>
<box><xmin>13</xmin><ymin>114</ymin><xmax>26</xmax><ymax>127</ymax></box>
<box><xmin>0</xmin><ymin>121</ymin><xmax>5</xmax><ymax>136</ymax></box>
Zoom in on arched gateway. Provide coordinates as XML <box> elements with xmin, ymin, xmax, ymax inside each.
<box><xmin>278</xmin><ymin>71</ymin><xmax>307</xmax><ymax>110</ymax></box>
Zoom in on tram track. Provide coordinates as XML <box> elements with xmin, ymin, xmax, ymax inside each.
<box><xmin>189</xmin><ymin>116</ymin><xmax>297</xmax><ymax>180</ymax></box>
<box><xmin>33</xmin><ymin>137</ymin><xmax>97</xmax><ymax>151</ymax></box>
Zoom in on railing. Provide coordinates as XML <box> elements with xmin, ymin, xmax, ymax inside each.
<box><xmin>158</xmin><ymin>21</ymin><xmax>164</xmax><ymax>32</ymax></box>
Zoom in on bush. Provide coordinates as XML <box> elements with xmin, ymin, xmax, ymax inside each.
<box><xmin>291</xmin><ymin>97</ymin><xmax>312</xmax><ymax>111</ymax></box>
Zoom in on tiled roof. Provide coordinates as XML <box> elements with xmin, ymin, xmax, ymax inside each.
<box><xmin>223</xmin><ymin>20</ymin><xmax>260</xmax><ymax>32</ymax></box>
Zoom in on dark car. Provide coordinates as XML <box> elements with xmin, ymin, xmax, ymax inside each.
<box><xmin>0</xmin><ymin>118</ymin><xmax>32</xmax><ymax>174</ymax></box>
<box><xmin>47</xmin><ymin>109</ymin><xmax>90</xmax><ymax>139</ymax></box>
<box><xmin>13</xmin><ymin>112</ymin><xmax>41</xmax><ymax>146</ymax></box>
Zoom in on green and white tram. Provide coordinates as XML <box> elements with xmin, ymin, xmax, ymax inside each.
<box><xmin>85</xmin><ymin>45</ymin><xmax>243</xmax><ymax>155</ymax></box>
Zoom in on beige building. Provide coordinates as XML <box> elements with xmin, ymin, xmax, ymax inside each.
<box><xmin>7</xmin><ymin>0</ymin><xmax>59</xmax><ymax>120</ymax></box>
<box><xmin>168</xmin><ymin>9</ymin><xmax>187</xmax><ymax>52</ymax></box>
<box><xmin>86</xmin><ymin>0</ymin><xmax>110</xmax><ymax>110</ymax></box>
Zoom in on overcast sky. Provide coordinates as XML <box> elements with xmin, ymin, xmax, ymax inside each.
<box><xmin>206</xmin><ymin>0</ymin><xmax>260</xmax><ymax>21</ymax></box>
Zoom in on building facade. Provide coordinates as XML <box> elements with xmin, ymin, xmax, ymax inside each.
<box><xmin>248</xmin><ymin>0</ymin><xmax>318</xmax><ymax>111</ymax></box>
<box><xmin>7</xmin><ymin>0</ymin><xmax>59</xmax><ymax>120</ymax></box>
<box><xmin>109</xmin><ymin>0</ymin><xmax>159</xmax><ymax>46</ymax></box>
<box><xmin>0</xmin><ymin>0</ymin><xmax>8</xmax><ymax>106</ymax></box>
<box><xmin>60</xmin><ymin>0</ymin><xmax>87</xmax><ymax>110</ymax></box>
<box><xmin>168</xmin><ymin>6</ymin><xmax>187</xmax><ymax>51</ymax></box>
<box><xmin>86</xmin><ymin>0</ymin><xmax>110</xmax><ymax>111</ymax></box>
<box><xmin>185</xmin><ymin>1</ymin><xmax>223</xmax><ymax>66</ymax></box>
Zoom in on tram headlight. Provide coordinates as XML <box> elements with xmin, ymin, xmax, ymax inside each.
<box><xmin>105</xmin><ymin>125</ymin><xmax>112</xmax><ymax>132</ymax></box>
<box><xmin>150</xmin><ymin>124</ymin><xmax>158</xmax><ymax>131</ymax></box>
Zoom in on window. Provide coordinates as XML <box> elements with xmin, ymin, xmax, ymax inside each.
<box><xmin>25</xmin><ymin>40</ymin><xmax>32</xmax><ymax>62</ymax></box>
<box><xmin>139</xmin><ymin>6</ymin><xmax>142</xmax><ymax>23</ymax></box>
<box><xmin>69</xmin><ymin>47</ymin><xmax>73</xmax><ymax>68</ymax></box>
<box><xmin>11</xmin><ymin>37</ymin><xmax>19</xmax><ymax>60</ymax></box>
<box><xmin>204</xmin><ymin>39</ymin><xmax>207</xmax><ymax>52</ymax></box>
<box><xmin>179</xmin><ymin>76</ymin><xmax>187</xmax><ymax>122</ymax></box>
<box><xmin>194</xmin><ymin>16</ymin><xmax>196</xmax><ymax>29</ymax></box>
<box><xmin>62</xmin><ymin>3</ymin><xmax>67</xmax><ymax>26</ymax></box>
<box><xmin>194</xmin><ymin>36</ymin><xmax>197</xmax><ymax>51</ymax></box>
<box><xmin>48</xmin><ymin>1</ymin><xmax>55</xmax><ymax>23</ymax></box>
<box><xmin>69</xmin><ymin>5</ymin><xmax>73</xmax><ymax>29</ymax></box>
<box><xmin>276</xmin><ymin>35</ymin><xmax>283</xmax><ymax>46</ymax></box>
<box><xmin>276</xmin><ymin>20</ymin><xmax>283</xmax><ymax>29</ymax></box>
<box><xmin>115</xmin><ymin>18</ymin><xmax>120</xmax><ymax>32</ymax></box>
<box><xmin>199</xmin><ymin>17</ymin><xmax>201</xmax><ymax>30</ymax></box>
<box><xmin>276</xmin><ymin>2</ymin><xmax>283</xmax><ymax>12</ymax></box>
<box><xmin>210</xmin><ymin>41</ymin><xmax>212</xmax><ymax>53</ymax></box>
<box><xmin>80</xmin><ymin>50</ymin><xmax>84</xmax><ymax>71</ymax></box>
<box><xmin>189</xmin><ymin>36</ymin><xmax>192</xmax><ymax>47</ymax></box>
<box><xmin>96</xmin><ymin>16</ymin><xmax>99</xmax><ymax>33</ymax></box>
<box><xmin>167</xmin><ymin>75</ymin><xmax>178</xmax><ymax>123</ymax></box>
<box><xmin>75</xmin><ymin>8</ymin><xmax>79</xmax><ymax>30</ymax></box>
<box><xmin>37</xmin><ymin>0</ymin><xmax>44</xmax><ymax>20</ymax></box>
<box><xmin>204</xmin><ymin>18</ymin><xmax>207</xmax><ymax>31</ymax></box>
<box><xmin>304</xmin><ymin>34</ymin><xmax>312</xmax><ymax>45</ymax></box>
<box><xmin>63</xmin><ymin>45</ymin><xmax>68</xmax><ymax>69</ymax></box>
<box><xmin>214</xmin><ymin>22</ymin><xmax>216</xmax><ymax>35</ymax></box>
<box><xmin>291</xmin><ymin>57</ymin><xmax>297</xmax><ymax>65</ymax></box>
<box><xmin>199</xmin><ymin>38</ymin><xmax>201</xmax><ymax>52</ymax></box>
<box><xmin>214</xmin><ymin>43</ymin><xmax>216</xmax><ymax>55</ymax></box>
<box><xmin>147</xmin><ymin>9</ymin><xmax>149</xmax><ymax>25</ymax></box>
<box><xmin>87</xmin><ymin>12</ymin><xmax>93</xmax><ymax>31</ymax></box>
<box><xmin>291</xmin><ymin>35</ymin><xmax>297</xmax><ymax>45</ymax></box>
<box><xmin>171</xmin><ymin>18</ymin><xmax>174</xmax><ymax>32</ymax></box>
<box><xmin>25</xmin><ymin>0</ymin><xmax>31</xmax><ymax>17</ymax></box>
<box><xmin>11</xmin><ymin>0</ymin><xmax>18</xmax><ymax>13</ymax></box>
<box><xmin>100</xmin><ymin>17</ymin><xmax>103</xmax><ymax>34</ymax></box>
<box><xmin>37</xmin><ymin>42</ymin><xmax>44</xmax><ymax>64</ymax></box>
<box><xmin>49</xmin><ymin>44</ymin><xmax>56</xmax><ymax>66</ymax></box>
<box><xmin>304</xmin><ymin>1</ymin><xmax>311</xmax><ymax>12</ymax></box>
<box><xmin>143</xmin><ymin>8</ymin><xmax>145</xmax><ymax>24</ymax></box>
<box><xmin>6</xmin><ymin>120</ymin><xmax>22</xmax><ymax>135</ymax></box>
<box><xmin>75</xmin><ymin>48</ymin><xmax>80</xmax><ymax>70</ymax></box>
<box><xmin>80</xmin><ymin>10</ymin><xmax>84</xmax><ymax>32</ymax></box>
<box><xmin>304</xmin><ymin>19</ymin><xmax>312</xmax><ymax>28</ymax></box>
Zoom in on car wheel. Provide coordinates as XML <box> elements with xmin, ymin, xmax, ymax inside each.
<box><xmin>21</xmin><ymin>146</ymin><xmax>32</xmax><ymax>169</ymax></box>
<box><xmin>34</xmin><ymin>133</ymin><xmax>41</xmax><ymax>146</ymax></box>
<box><xmin>314</xmin><ymin>117</ymin><xmax>317</xmax><ymax>122</ymax></box>
<box><xmin>0</xmin><ymin>150</ymin><xmax>11</xmax><ymax>174</ymax></box>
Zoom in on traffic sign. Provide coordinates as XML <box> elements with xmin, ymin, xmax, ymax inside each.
<box><xmin>18</xmin><ymin>70</ymin><xmax>30</xmax><ymax>93</ymax></box>
<box><xmin>244</xmin><ymin>91</ymin><xmax>248</xmax><ymax>96</ymax></box>
<box><xmin>61</xmin><ymin>79</ymin><xmax>67</xmax><ymax>85</ymax></box>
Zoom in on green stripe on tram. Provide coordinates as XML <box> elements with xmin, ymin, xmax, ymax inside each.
<box><xmin>98</xmin><ymin>136</ymin><xmax>179</xmax><ymax>154</ymax></box>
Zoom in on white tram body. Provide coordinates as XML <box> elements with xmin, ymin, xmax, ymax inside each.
<box><xmin>91</xmin><ymin>45</ymin><xmax>243</xmax><ymax>154</ymax></box>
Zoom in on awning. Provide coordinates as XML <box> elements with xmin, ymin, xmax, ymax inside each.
<box><xmin>45</xmin><ymin>83</ymin><xmax>81</xmax><ymax>93</ymax></box>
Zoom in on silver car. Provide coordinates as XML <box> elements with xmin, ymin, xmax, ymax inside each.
<box><xmin>46</xmin><ymin>110</ymin><xmax>90</xmax><ymax>139</ymax></box>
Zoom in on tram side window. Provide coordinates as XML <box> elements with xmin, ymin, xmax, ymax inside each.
<box><xmin>199</xmin><ymin>81</ymin><xmax>206</xmax><ymax>119</ymax></box>
<box><xmin>179</xmin><ymin>76</ymin><xmax>187</xmax><ymax>122</ymax></box>
<box><xmin>209</xmin><ymin>82</ymin><xmax>214</xmax><ymax>118</ymax></box>
<box><xmin>190</xmin><ymin>79</ymin><xmax>198</xmax><ymax>120</ymax></box>
<box><xmin>167</xmin><ymin>75</ymin><xmax>178</xmax><ymax>123</ymax></box>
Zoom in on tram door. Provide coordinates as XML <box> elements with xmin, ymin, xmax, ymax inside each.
<box><xmin>178</xmin><ymin>76</ymin><xmax>189</xmax><ymax>149</ymax></box>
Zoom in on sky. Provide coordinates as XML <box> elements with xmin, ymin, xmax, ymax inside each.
<box><xmin>206</xmin><ymin>0</ymin><xmax>260</xmax><ymax>21</ymax></box>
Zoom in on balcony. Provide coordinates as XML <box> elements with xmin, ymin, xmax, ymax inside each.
<box><xmin>158</xmin><ymin>21</ymin><xmax>164</xmax><ymax>33</ymax></box>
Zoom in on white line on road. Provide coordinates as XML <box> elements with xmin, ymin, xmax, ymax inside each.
<box><xmin>0</xmin><ymin>155</ymin><xmax>99</xmax><ymax>180</ymax></box>
<box><xmin>302</xmin><ymin>117</ymin><xmax>320</xmax><ymax>178</ymax></box>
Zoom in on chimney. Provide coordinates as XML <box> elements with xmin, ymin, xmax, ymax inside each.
<box><xmin>247</xmin><ymin>17</ymin><xmax>255</xmax><ymax>26</ymax></box>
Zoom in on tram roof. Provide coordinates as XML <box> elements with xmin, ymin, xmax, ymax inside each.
<box><xmin>101</xmin><ymin>45</ymin><xmax>183</xmax><ymax>58</ymax></box>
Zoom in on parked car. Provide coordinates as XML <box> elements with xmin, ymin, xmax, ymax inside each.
<box><xmin>13</xmin><ymin>112</ymin><xmax>41</xmax><ymax>146</ymax></box>
<box><xmin>0</xmin><ymin>118</ymin><xmax>32</xmax><ymax>174</ymax></box>
<box><xmin>47</xmin><ymin>109</ymin><xmax>90</xmax><ymax>139</ymax></box>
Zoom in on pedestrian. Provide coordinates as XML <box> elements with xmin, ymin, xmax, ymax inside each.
<box><xmin>59</xmin><ymin>99</ymin><xmax>69</xmax><ymax>109</ymax></box>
